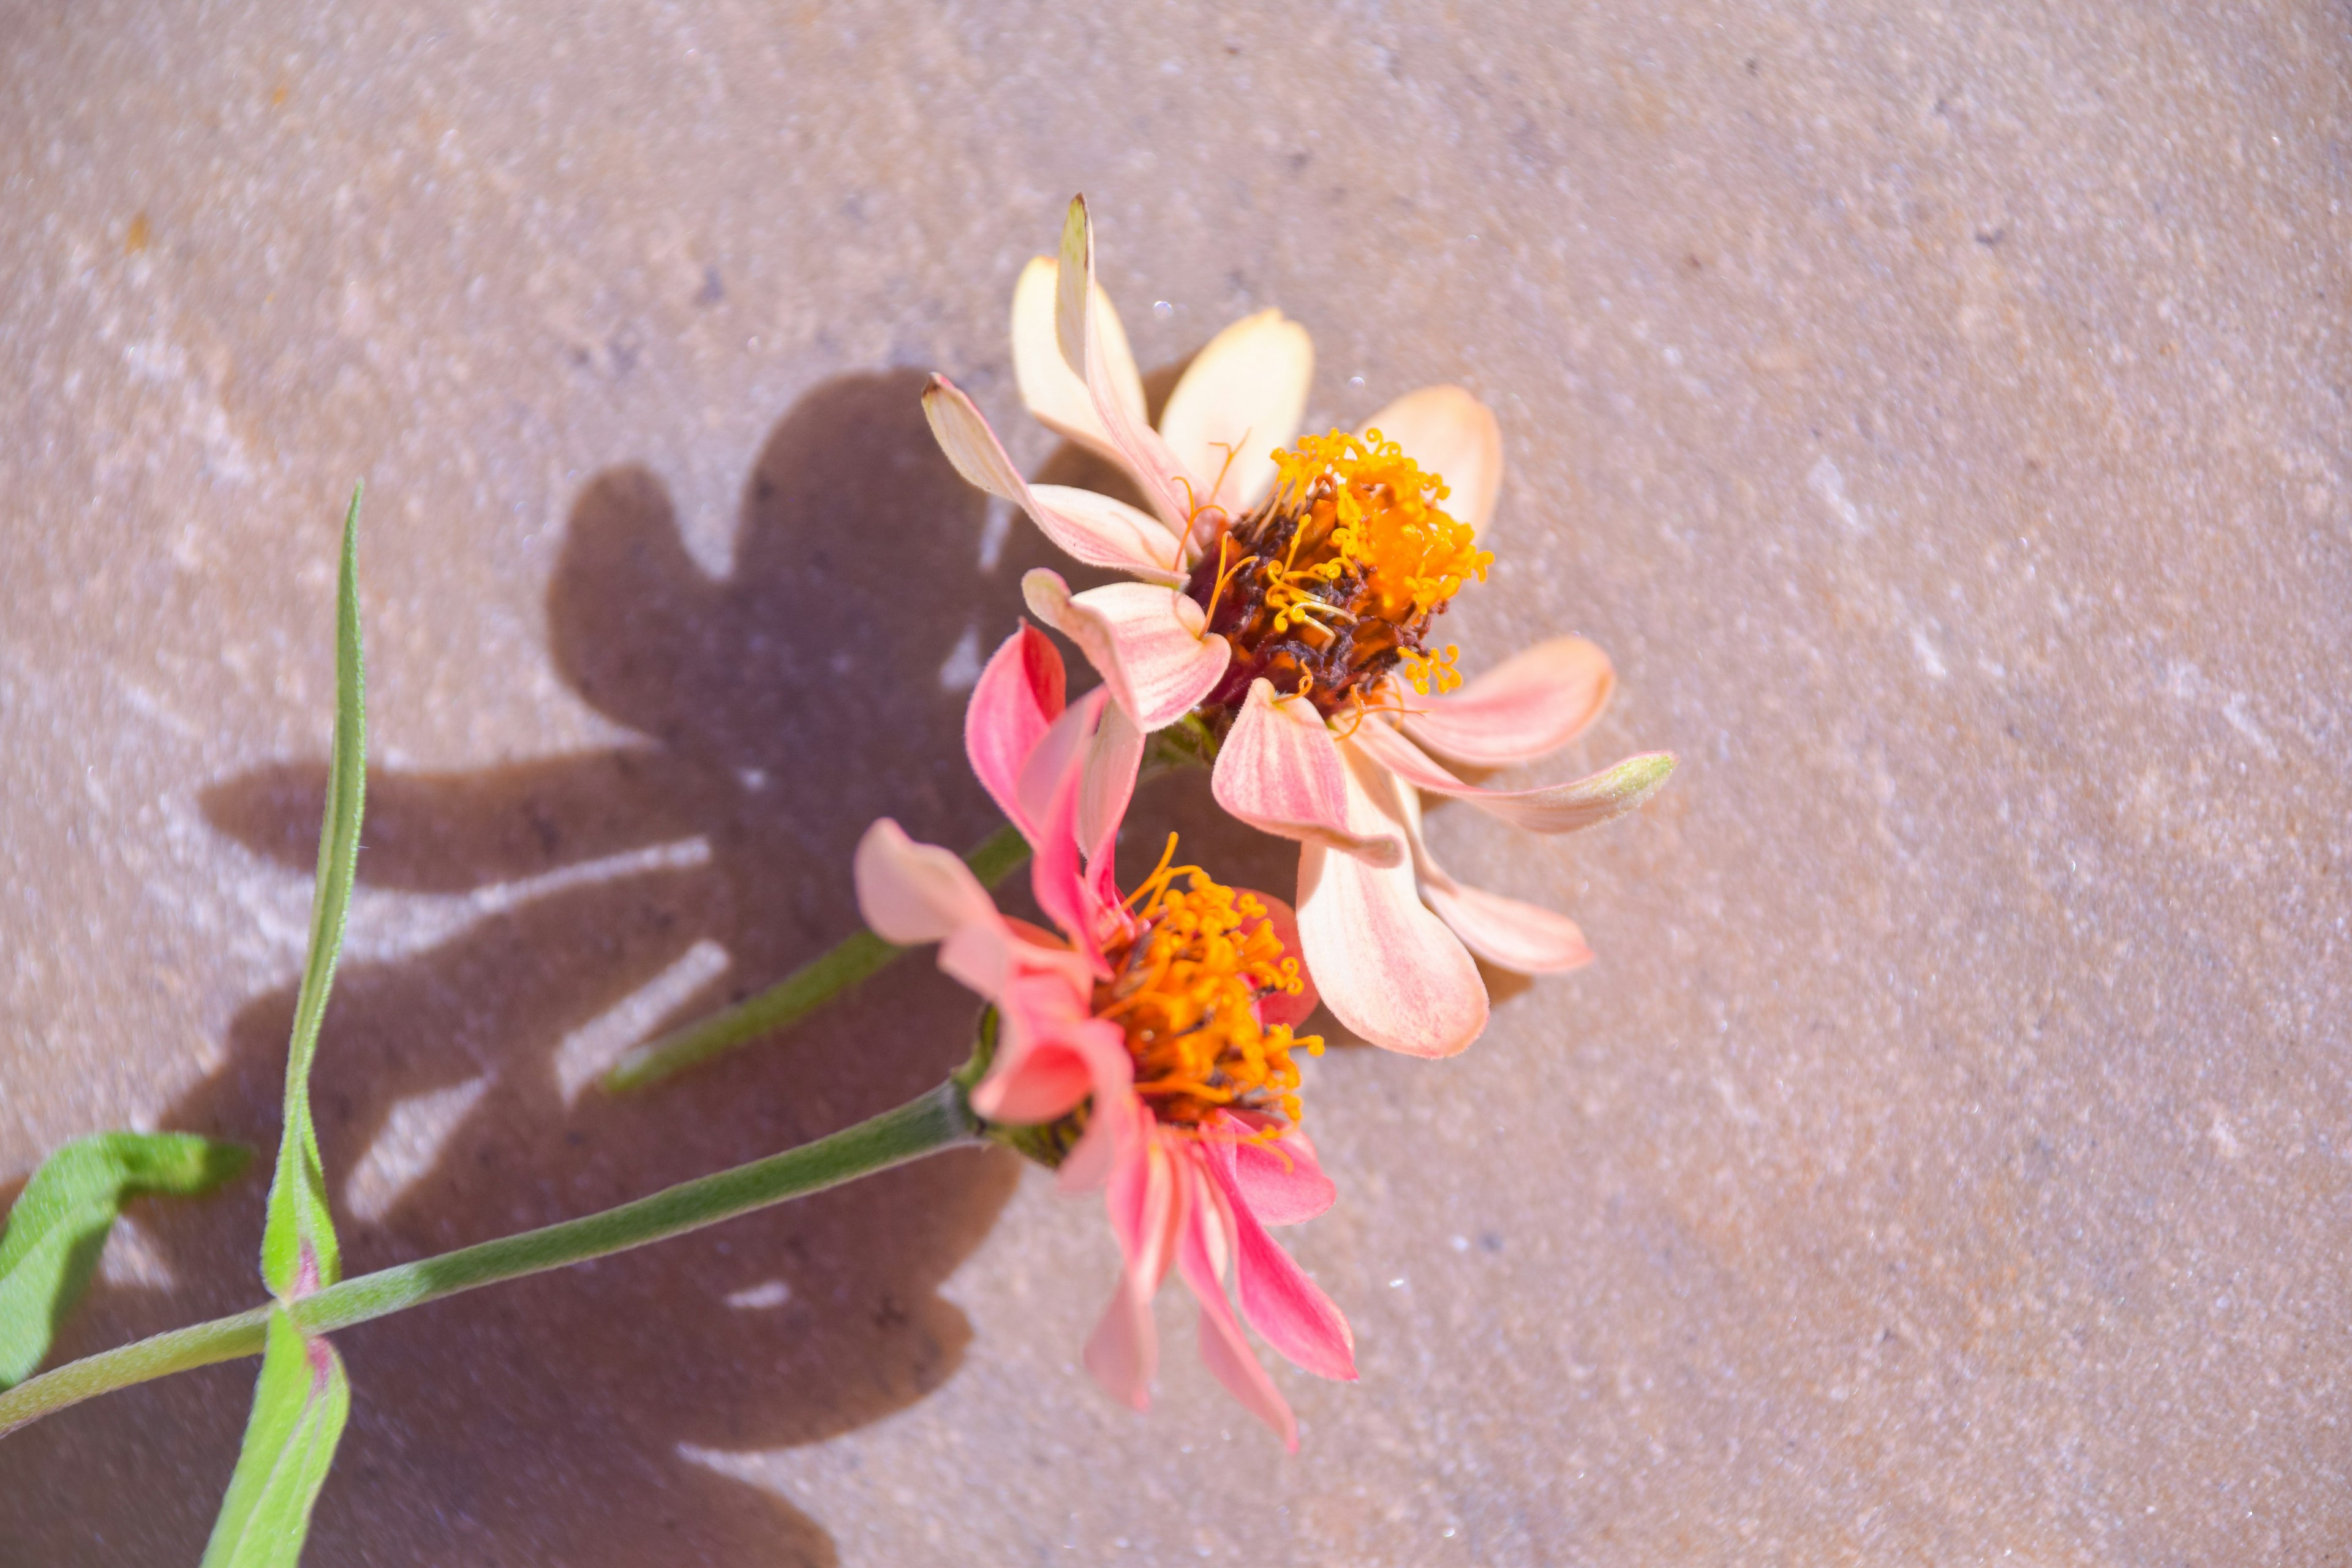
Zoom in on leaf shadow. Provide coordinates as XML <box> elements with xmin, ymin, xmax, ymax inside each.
<box><xmin>0</xmin><ymin>369</ymin><xmax>1096</xmax><ymax>1567</ymax></box>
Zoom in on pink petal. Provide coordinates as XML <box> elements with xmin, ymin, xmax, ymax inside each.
<box><xmin>1294</xmin><ymin>749</ymin><xmax>1488</xmax><ymax>1058</ymax></box>
<box><xmin>1022</xmin><ymin>568</ymin><xmax>1231</xmax><ymax>731</ymax></box>
<box><xmin>1158</xmin><ymin>309</ymin><xmax>1314</xmax><ymax>514</ymax></box>
<box><xmin>1212</xmin><ymin>1115</ymin><xmax>1336</xmax><ymax>1226</ymax></box>
<box><xmin>922</xmin><ymin>375</ymin><xmax>1186</xmax><ymax>582</ymax></box>
<box><xmin>1055</xmin><ymin>197</ymin><xmax>1200</xmax><ymax>538</ymax></box>
<box><xmin>1210</xmin><ymin>679</ymin><xmax>1403</xmax><ymax>865</ymax></box>
<box><xmin>1010</xmin><ymin>255</ymin><xmax>1150</xmax><ymax>471</ymax></box>
<box><xmin>1017</xmin><ymin>692</ymin><xmax>1109</xmax><ymax>949</ymax></box>
<box><xmin>1058</xmin><ymin>1074</ymin><xmax>1147</xmax><ymax>1196</ymax></box>
<box><xmin>1352</xmin><ymin>718</ymin><xmax>1679</xmax><ymax>835</ymax></box>
<box><xmin>973</xmin><ymin>997</ymin><xmax>1125</xmax><ymax>1125</ymax></box>
<box><xmin>1200</xmin><ymin>1137</ymin><xmax>1355</xmax><ymax>1382</ymax></box>
<box><xmin>1084</xmin><ymin>1280</ymin><xmax>1157</xmax><ymax>1412</ymax></box>
<box><xmin>1106</xmin><ymin>1125</ymin><xmax>1186</xmax><ymax>1294</ymax></box>
<box><xmin>1359</xmin><ymin>384</ymin><xmax>1504</xmax><ymax>533</ymax></box>
<box><xmin>853</xmin><ymin>818</ymin><xmax>1002</xmax><ymax>946</ymax></box>
<box><xmin>1399</xmin><ymin>635</ymin><xmax>1616</xmax><ymax>769</ymax></box>
<box><xmin>1383</xmin><ymin>776</ymin><xmax>1593</xmax><ymax>974</ymax></box>
<box><xmin>1175</xmin><ymin>1169</ymin><xmax>1298</xmax><ymax>1449</ymax></box>
<box><xmin>966</xmin><ymin>625</ymin><xmax>1066</xmax><ymax>839</ymax></box>
<box><xmin>1238</xmin><ymin>890</ymin><xmax>1319</xmax><ymax>1032</ymax></box>
<box><xmin>1080</xmin><ymin>698</ymin><xmax>1144</xmax><ymax>911</ymax></box>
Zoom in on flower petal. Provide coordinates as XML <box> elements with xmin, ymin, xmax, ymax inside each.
<box><xmin>1016</xmin><ymin>690</ymin><xmax>1110</xmax><ymax>949</ymax></box>
<box><xmin>1055</xmin><ymin>197</ymin><xmax>1200</xmax><ymax>538</ymax></box>
<box><xmin>922</xmin><ymin>375</ymin><xmax>1185</xmax><ymax>582</ymax></box>
<box><xmin>965</xmin><ymin>625</ymin><xmax>1066</xmax><ymax>840</ymax></box>
<box><xmin>1175</xmin><ymin>1169</ymin><xmax>1298</xmax><ymax>1449</ymax></box>
<box><xmin>1158</xmin><ymin>309</ymin><xmax>1315</xmax><ymax>514</ymax></box>
<box><xmin>1387</xmin><ymin>778</ymin><xmax>1593</xmax><ymax>974</ymax></box>
<box><xmin>1210</xmin><ymin>679</ymin><xmax>1403</xmax><ymax>866</ymax></box>
<box><xmin>1084</xmin><ymin>1283</ymin><xmax>1155</xmax><ymax>1412</ymax></box>
<box><xmin>1200</xmin><ymin>1137</ymin><xmax>1355</xmax><ymax>1383</ymax></box>
<box><xmin>1399</xmin><ymin>635</ymin><xmax>1616</xmax><ymax>768</ymax></box>
<box><xmin>1360</xmin><ymin>384</ymin><xmax>1504</xmax><ymax>533</ymax></box>
<box><xmin>853</xmin><ymin>818</ymin><xmax>1002</xmax><ymax>947</ymax></box>
<box><xmin>1022</xmin><ymin>568</ymin><xmax>1231</xmax><ymax>731</ymax></box>
<box><xmin>1294</xmin><ymin>748</ymin><xmax>1487</xmax><ymax>1058</ymax></box>
<box><xmin>1081</xmin><ymin>696</ymin><xmax>1144</xmax><ymax>908</ymax></box>
<box><xmin>1352</xmin><ymin>718</ymin><xmax>1678</xmax><ymax>835</ymax></box>
<box><xmin>1238</xmin><ymin>891</ymin><xmax>1319</xmax><ymax>1032</ymax></box>
<box><xmin>1212</xmin><ymin>1115</ymin><xmax>1337</xmax><ymax>1227</ymax></box>
<box><xmin>973</xmin><ymin>980</ymin><xmax>1126</xmax><ymax>1125</ymax></box>
<box><xmin>1011</xmin><ymin>255</ymin><xmax>1148</xmax><ymax>467</ymax></box>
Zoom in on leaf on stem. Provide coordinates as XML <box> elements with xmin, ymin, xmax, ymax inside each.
<box><xmin>260</xmin><ymin>486</ymin><xmax>366</xmax><ymax>1302</ymax></box>
<box><xmin>200</xmin><ymin>1307</ymin><xmax>350</xmax><ymax>1568</ymax></box>
<box><xmin>0</xmin><ymin>1132</ymin><xmax>252</xmax><ymax>1387</ymax></box>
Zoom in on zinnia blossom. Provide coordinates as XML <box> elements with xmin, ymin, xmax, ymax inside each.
<box><xmin>855</xmin><ymin>625</ymin><xmax>1355</xmax><ymax>1448</ymax></box>
<box><xmin>922</xmin><ymin>197</ymin><xmax>1678</xmax><ymax>1060</ymax></box>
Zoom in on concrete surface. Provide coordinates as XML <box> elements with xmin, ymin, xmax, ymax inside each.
<box><xmin>2</xmin><ymin>2</ymin><xmax>2349</xmax><ymax>1563</ymax></box>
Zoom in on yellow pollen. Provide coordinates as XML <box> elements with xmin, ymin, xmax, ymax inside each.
<box><xmin>1099</xmin><ymin>837</ymin><xmax>1322</xmax><ymax>1133</ymax></box>
<box><xmin>1259</xmin><ymin>428</ymin><xmax>1493</xmax><ymax>671</ymax></box>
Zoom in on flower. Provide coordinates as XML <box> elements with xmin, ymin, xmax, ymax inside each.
<box><xmin>854</xmin><ymin>626</ymin><xmax>1355</xmax><ymax>1447</ymax></box>
<box><xmin>922</xmin><ymin>197</ymin><xmax>1678</xmax><ymax>1060</ymax></box>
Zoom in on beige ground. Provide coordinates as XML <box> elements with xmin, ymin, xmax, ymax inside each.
<box><xmin>4</xmin><ymin>2</ymin><xmax>2349</xmax><ymax>1564</ymax></box>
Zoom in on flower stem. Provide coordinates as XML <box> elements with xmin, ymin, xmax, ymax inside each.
<box><xmin>0</xmin><ymin>1080</ymin><xmax>978</xmax><ymax>1440</ymax></box>
<box><xmin>601</xmin><ymin>821</ymin><xmax>1032</xmax><ymax>1093</ymax></box>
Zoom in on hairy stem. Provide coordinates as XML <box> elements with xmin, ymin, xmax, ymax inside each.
<box><xmin>603</xmin><ymin>821</ymin><xmax>1031</xmax><ymax>1092</ymax></box>
<box><xmin>0</xmin><ymin>1080</ymin><xmax>977</xmax><ymax>1439</ymax></box>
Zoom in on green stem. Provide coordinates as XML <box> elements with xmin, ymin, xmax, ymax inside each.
<box><xmin>602</xmin><ymin>821</ymin><xmax>1032</xmax><ymax>1093</ymax></box>
<box><xmin>0</xmin><ymin>1080</ymin><xmax>977</xmax><ymax>1439</ymax></box>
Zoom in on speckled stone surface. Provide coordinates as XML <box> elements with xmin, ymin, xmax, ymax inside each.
<box><xmin>4</xmin><ymin>3</ymin><xmax>2350</xmax><ymax>1563</ymax></box>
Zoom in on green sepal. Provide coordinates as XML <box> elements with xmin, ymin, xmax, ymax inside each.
<box><xmin>261</xmin><ymin>485</ymin><xmax>365</xmax><ymax>1300</ymax></box>
<box><xmin>0</xmin><ymin>1131</ymin><xmax>252</xmax><ymax>1387</ymax></box>
<box><xmin>200</xmin><ymin>1306</ymin><xmax>350</xmax><ymax>1567</ymax></box>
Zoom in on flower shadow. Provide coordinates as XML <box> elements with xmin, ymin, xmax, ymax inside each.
<box><xmin>0</xmin><ymin>370</ymin><xmax>1088</xmax><ymax>1566</ymax></box>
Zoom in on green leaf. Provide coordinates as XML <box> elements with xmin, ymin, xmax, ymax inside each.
<box><xmin>261</xmin><ymin>486</ymin><xmax>365</xmax><ymax>1300</ymax></box>
<box><xmin>200</xmin><ymin>1307</ymin><xmax>350</xmax><ymax>1568</ymax></box>
<box><xmin>0</xmin><ymin>1132</ymin><xmax>252</xmax><ymax>1387</ymax></box>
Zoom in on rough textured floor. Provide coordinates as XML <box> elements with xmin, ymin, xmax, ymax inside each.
<box><xmin>2</xmin><ymin>3</ymin><xmax>2348</xmax><ymax>1563</ymax></box>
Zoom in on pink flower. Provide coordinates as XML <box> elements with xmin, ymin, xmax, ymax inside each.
<box><xmin>923</xmin><ymin>197</ymin><xmax>1676</xmax><ymax>1061</ymax></box>
<box><xmin>855</xmin><ymin>627</ymin><xmax>1355</xmax><ymax>1448</ymax></box>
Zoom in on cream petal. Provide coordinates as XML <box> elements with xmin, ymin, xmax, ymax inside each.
<box><xmin>1360</xmin><ymin>384</ymin><xmax>1504</xmax><ymax>533</ymax></box>
<box><xmin>1210</xmin><ymin>679</ymin><xmax>1403</xmax><ymax>865</ymax></box>
<box><xmin>1055</xmin><ymin>197</ymin><xmax>1200</xmax><ymax>538</ymax></box>
<box><xmin>1158</xmin><ymin>309</ymin><xmax>1315</xmax><ymax>514</ymax></box>
<box><xmin>1399</xmin><ymin>635</ymin><xmax>1615</xmax><ymax>768</ymax></box>
<box><xmin>1294</xmin><ymin>748</ymin><xmax>1488</xmax><ymax>1058</ymax></box>
<box><xmin>1022</xmin><ymin>568</ymin><xmax>1231</xmax><ymax>731</ymax></box>
<box><xmin>922</xmin><ymin>375</ymin><xmax>1185</xmax><ymax>582</ymax></box>
<box><xmin>1011</xmin><ymin>254</ymin><xmax>1147</xmax><ymax>467</ymax></box>
<box><xmin>1352</xmin><ymin>717</ymin><xmax>1677</xmax><ymax>836</ymax></box>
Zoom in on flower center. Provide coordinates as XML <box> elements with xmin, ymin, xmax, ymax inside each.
<box><xmin>1186</xmin><ymin>429</ymin><xmax>1493</xmax><ymax>726</ymax></box>
<box><xmin>1095</xmin><ymin>837</ymin><xmax>1321</xmax><ymax>1133</ymax></box>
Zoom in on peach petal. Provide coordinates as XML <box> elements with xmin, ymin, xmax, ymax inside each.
<box><xmin>1384</xmin><ymin>777</ymin><xmax>1594</xmax><ymax>973</ymax></box>
<box><xmin>1011</xmin><ymin>255</ymin><xmax>1148</xmax><ymax>469</ymax></box>
<box><xmin>1158</xmin><ymin>308</ymin><xmax>1315</xmax><ymax>514</ymax></box>
<box><xmin>922</xmin><ymin>375</ymin><xmax>1184</xmax><ymax>582</ymax></box>
<box><xmin>1399</xmin><ymin>635</ymin><xmax>1616</xmax><ymax>768</ymax></box>
<box><xmin>1210</xmin><ymin>679</ymin><xmax>1403</xmax><ymax>866</ymax></box>
<box><xmin>1360</xmin><ymin>384</ymin><xmax>1504</xmax><ymax>533</ymax></box>
<box><xmin>1351</xmin><ymin>718</ymin><xmax>1678</xmax><ymax>836</ymax></box>
<box><xmin>1022</xmin><ymin>568</ymin><xmax>1231</xmax><ymax>731</ymax></box>
<box><xmin>1083</xmin><ymin>1280</ymin><xmax>1156</xmax><ymax>1412</ymax></box>
<box><xmin>1294</xmin><ymin>750</ymin><xmax>1487</xmax><ymax>1058</ymax></box>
